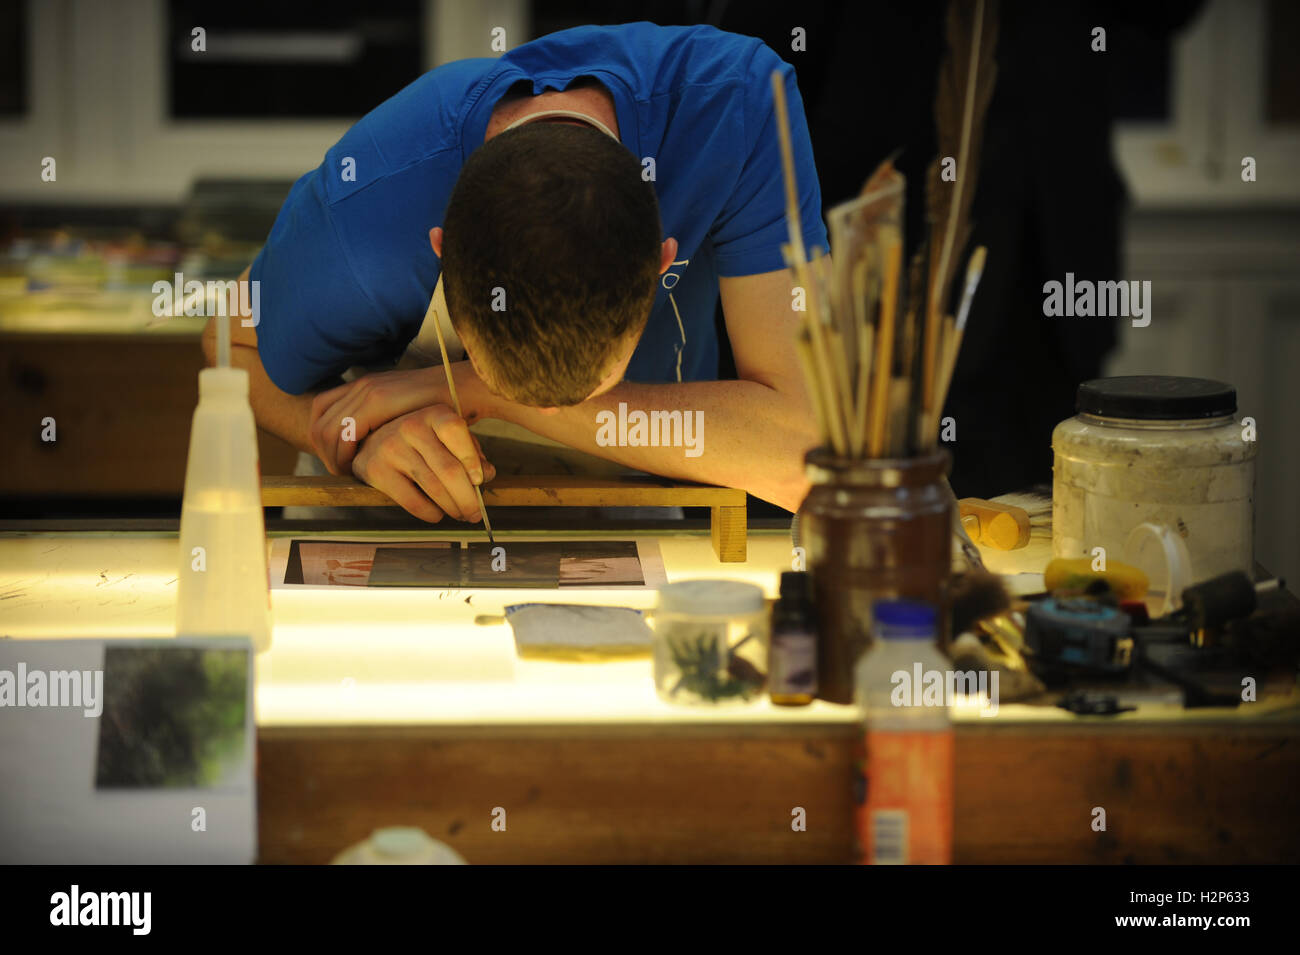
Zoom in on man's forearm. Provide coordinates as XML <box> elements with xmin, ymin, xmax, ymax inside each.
<box><xmin>237</xmin><ymin>345</ymin><xmax>316</xmax><ymax>454</ymax></box>
<box><xmin>485</xmin><ymin>379</ymin><xmax>818</xmax><ymax>512</ymax></box>
<box><xmin>203</xmin><ymin>336</ymin><xmax>315</xmax><ymax>454</ymax></box>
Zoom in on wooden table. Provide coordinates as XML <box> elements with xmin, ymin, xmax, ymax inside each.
<box><xmin>257</xmin><ymin>706</ymin><xmax>1300</xmax><ymax>865</ymax></box>
<box><xmin>1</xmin><ymin>528</ymin><xmax>1295</xmax><ymax>865</ymax></box>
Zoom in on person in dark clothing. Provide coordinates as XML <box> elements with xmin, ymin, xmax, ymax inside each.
<box><xmin>718</xmin><ymin>0</ymin><xmax>1204</xmax><ymax>497</ymax></box>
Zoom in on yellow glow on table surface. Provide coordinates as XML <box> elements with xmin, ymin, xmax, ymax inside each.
<box><xmin>3</xmin><ymin>528</ymin><xmax>1285</xmax><ymax>728</ymax></box>
<box><xmin>0</xmin><ymin>528</ymin><xmax>853</xmax><ymax>727</ymax></box>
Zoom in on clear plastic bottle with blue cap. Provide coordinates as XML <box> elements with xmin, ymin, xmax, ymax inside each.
<box><xmin>852</xmin><ymin>599</ymin><xmax>953</xmax><ymax>864</ymax></box>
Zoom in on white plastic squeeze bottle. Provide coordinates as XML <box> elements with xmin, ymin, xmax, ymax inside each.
<box><xmin>176</xmin><ymin>313</ymin><xmax>272</xmax><ymax>652</ymax></box>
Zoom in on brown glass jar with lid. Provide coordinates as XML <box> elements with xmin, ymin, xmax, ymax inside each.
<box><xmin>797</xmin><ymin>449</ymin><xmax>953</xmax><ymax>704</ymax></box>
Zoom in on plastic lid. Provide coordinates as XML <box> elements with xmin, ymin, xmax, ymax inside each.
<box><xmin>872</xmin><ymin>599</ymin><xmax>937</xmax><ymax>639</ymax></box>
<box><xmin>658</xmin><ymin>579</ymin><xmax>765</xmax><ymax>616</ymax></box>
<box><xmin>1076</xmin><ymin>376</ymin><xmax>1236</xmax><ymax>420</ymax></box>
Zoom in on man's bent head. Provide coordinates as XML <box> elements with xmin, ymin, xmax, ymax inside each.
<box><xmin>439</xmin><ymin>123</ymin><xmax>663</xmax><ymax>407</ymax></box>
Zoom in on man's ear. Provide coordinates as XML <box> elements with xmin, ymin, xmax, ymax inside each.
<box><xmin>429</xmin><ymin>227</ymin><xmax>444</xmax><ymax>259</ymax></box>
<box><xmin>659</xmin><ymin>237</ymin><xmax>679</xmax><ymax>275</ymax></box>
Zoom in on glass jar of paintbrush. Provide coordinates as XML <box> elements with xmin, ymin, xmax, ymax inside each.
<box><xmin>765</xmin><ymin>16</ymin><xmax>994</xmax><ymax>703</ymax></box>
<box><xmin>798</xmin><ymin>449</ymin><xmax>953</xmax><ymax>704</ymax></box>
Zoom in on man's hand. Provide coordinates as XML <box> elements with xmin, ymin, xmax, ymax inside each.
<box><xmin>309</xmin><ymin>367</ymin><xmax>446</xmax><ymax>475</ymax></box>
<box><xmin>350</xmin><ymin>405</ymin><xmax>497</xmax><ymax>523</ymax></box>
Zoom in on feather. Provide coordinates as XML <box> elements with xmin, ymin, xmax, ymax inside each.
<box><xmin>924</xmin><ymin>0</ymin><xmax>999</xmax><ymax>413</ymax></box>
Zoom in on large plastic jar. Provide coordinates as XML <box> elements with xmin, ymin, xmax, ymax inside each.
<box><xmin>1052</xmin><ymin>376</ymin><xmax>1256</xmax><ymax>585</ymax></box>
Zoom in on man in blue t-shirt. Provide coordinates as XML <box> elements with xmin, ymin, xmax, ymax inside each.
<box><xmin>202</xmin><ymin>22</ymin><xmax>827</xmax><ymax>524</ymax></box>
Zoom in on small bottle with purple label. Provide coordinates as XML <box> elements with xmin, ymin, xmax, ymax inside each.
<box><xmin>768</xmin><ymin>571</ymin><xmax>818</xmax><ymax>706</ymax></box>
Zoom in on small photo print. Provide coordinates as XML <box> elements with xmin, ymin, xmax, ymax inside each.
<box><xmin>558</xmin><ymin>541</ymin><xmax>644</xmax><ymax>586</ymax></box>
<box><xmin>280</xmin><ymin>538</ymin><xmax>647</xmax><ymax>588</ymax></box>
<box><xmin>95</xmin><ymin>646</ymin><xmax>250</xmax><ymax>790</ymax></box>
<box><xmin>466</xmin><ymin>542</ymin><xmax>561</xmax><ymax>588</ymax></box>
<box><xmin>285</xmin><ymin>539</ymin><xmax>444</xmax><ymax>586</ymax></box>
<box><xmin>369</xmin><ymin>546</ymin><xmax>466</xmax><ymax>587</ymax></box>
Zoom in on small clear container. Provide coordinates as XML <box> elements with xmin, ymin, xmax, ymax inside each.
<box><xmin>653</xmin><ymin>580</ymin><xmax>768</xmax><ymax>705</ymax></box>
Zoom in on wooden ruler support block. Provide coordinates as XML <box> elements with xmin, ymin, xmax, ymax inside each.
<box><xmin>710</xmin><ymin>505</ymin><xmax>747</xmax><ymax>563</ymax></box>
<box><xmin>262</xmin><ymin>475</ymin><xmax>748</xmax><ymax>562</ymax></box>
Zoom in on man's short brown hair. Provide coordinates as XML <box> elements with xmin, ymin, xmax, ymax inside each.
<box><xmin>441</xmin><ymin>122</ymin><xmax>662</xmax><ymax>406</ymax></box>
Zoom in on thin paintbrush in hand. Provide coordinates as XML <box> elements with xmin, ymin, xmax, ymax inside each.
<box><xmin>428</xmin><ymin>296</ymin><xmax>494</xmax><ymax>543</ymax></box>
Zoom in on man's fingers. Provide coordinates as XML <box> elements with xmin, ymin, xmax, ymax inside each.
<box><xmin>308</xmin><ymin>394</ymin><xmax>339</xmax><ymax>475</ymax></box>
<box><xmin>407</xmin><ymin>462</ymin><xmax>469</xmax><ymax>523</ymax></box>
<box><xmin>368</xmin><ymin>466</ymin><xmax>445</xmax><ymax>524</ymax></box>
<box><xmin>422</xmin><ymin>406</ymin><xmax>485</xmax><ymax>485</ymax></box>
<box><xmin>389</xmin><ymin>434</ymin><xmax>469</xmax><ymax>521</ymax></box>
<box><xmin>314</xmin><ymin>380</ymin><xmax>353</xmax><ymax>410</ymax></box>
<box><xmin>330</xmin><ymin>390</ymin><xmax>370</xmax><ymax>473</ymax></box>
<box><xmin>350</xmin><ymin>404</ymin><xmax>489</xmax><ymax>526</ymax></box>
<box><xmin>469</xmin><ymin>434</ymin><xmax>497</xmax><ymax>483</ymax></box>
<box><xmin>311</xmin><ymin>388</ymin><xmax>360</xmax><ymax>475</ymax></box>
<box><xmin>399</xmin><ymin>412</ymin><xmax>481</xmax><ymax>522</ymax></box>
<box><xmin>311</xmin><ymin>379</ymin><xmax>380</xmax><ymax>474</ymax></box>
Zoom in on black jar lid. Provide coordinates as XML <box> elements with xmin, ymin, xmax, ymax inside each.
<box><xmin>1076</xmin><ymin>376</ymin><xmax>1236</xmax><ymax>420</ymax></box>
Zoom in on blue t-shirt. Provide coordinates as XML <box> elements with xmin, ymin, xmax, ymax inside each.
<box><xmin>251</xmin><ymin>22</ymin><xmax>827</xmax><ymax>395</ymax></box>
